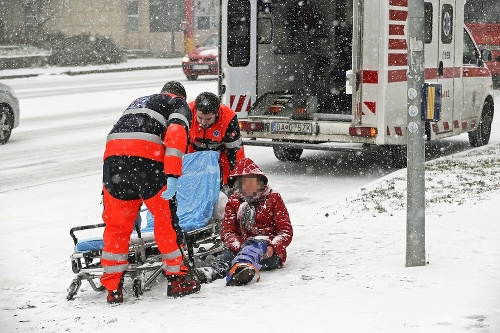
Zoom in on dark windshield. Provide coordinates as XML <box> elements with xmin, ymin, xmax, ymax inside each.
<box><xmin>201</xmin><ymin>35</ymin><xmax>219</xmax><ymax>47</ymax></box>
<box><xmin>464</xmin><ymin>0</ymin><xmax>500</xmax><ymax>23</ymax></box>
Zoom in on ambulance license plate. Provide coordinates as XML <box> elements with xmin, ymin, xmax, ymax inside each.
<box><xmin>192</xmin><ymin>64</ymin><xmax>209</xmax><ymax>70</ymax></box>
<box><xmin>271</xmin><ymin>122</ymin><xmax>313</xmax><ymax>133</ymax></box>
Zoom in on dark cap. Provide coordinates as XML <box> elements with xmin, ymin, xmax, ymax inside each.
<box><xmin>195</xmin><ymin>92</ymin><xmax>220</xmax><ymax>114</ymax></box>
<box><xmin>161</xmin><ymin>81</ymin><xmax>186</xmax><ymax>99</ymax></box>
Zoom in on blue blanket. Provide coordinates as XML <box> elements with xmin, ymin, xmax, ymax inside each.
<box><xmin>173</xmin><ymin>150</ymin><xmax>221</xmax><ymax>232</ymax></box>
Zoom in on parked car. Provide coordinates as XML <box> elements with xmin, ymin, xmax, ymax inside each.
<box><xmin>182</xmin><ymin>34</ymin><xmax>219</xmax><ymax>81</ymax></box>
<box><xmin>0</xmin><ymin>82</ymin><xmax>20</xmax><ymax>144</ymax></box>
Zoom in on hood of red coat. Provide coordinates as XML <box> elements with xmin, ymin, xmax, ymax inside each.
<box><xmin>227</xmin><ymin>158</ymin><xmax>268</xmax><ymax>186</ymax></box>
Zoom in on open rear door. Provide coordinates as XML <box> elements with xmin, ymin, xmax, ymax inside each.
<box><xmin>436</xmin><ymin>0</ymin><xmax>456</xmax><ymax>134</ymax></box>
<box><xmin>219</xmin><ymin>0</ymin><xmax>257</xmax><ymax>119</ymax></box>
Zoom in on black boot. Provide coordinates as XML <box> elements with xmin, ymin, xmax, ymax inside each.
<box><xmin>167</xmin><ymin>268</ymin><xmax>201</xmax><ymax>298</ymax></box>
<box><xmin>106</xmin><ymin>276</ymin><xmax>124</xmax><ymax>304</ymax></box>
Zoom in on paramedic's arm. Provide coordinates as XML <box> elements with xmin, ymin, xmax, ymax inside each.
<box><xmin>223</xmin><ymin>116</ymin><xmax>245</xmax><ymax>170</ymax></box>
<box><xmin>163</xmin><ymin>100</ymin><xmax>192</xmax><ymax>176</ymax></box>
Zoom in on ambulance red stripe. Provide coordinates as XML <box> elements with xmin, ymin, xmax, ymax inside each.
<box><xmin>388</xmin><ymin>53</ymin><xmax>408</xmax><ymax>66</ymax></box>
<box><xmin>362</xmin><ymin>70</ymin><xmax>379</xmax><ymax>83</ymax></box>
<box><xmin>389</xmin><ymin>24</ymin><xmax>405</xmax><ymax>35</ymax></box>
<box><xmin>389</xmin><ymin>9</ymin><xmax>408</xmax><ymax>21</ymax></box>
<box><xmin>389</xmin><ymin>0</ymin><xmax>408</xmax><ymax>7</ymax></box>
<box><xmin>389</xmin><ymin>39</ymin><xmax>408</xmax><ymax>49</ymax></box>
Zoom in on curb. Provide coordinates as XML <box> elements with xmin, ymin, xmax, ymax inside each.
<box><xmin>0</xmin><ymin>64</ymin><xmax>182</xmax><ymax>80</ymax></box>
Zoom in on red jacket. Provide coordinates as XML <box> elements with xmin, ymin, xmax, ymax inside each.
<box><xmin>221</xmin><ymin>158</ymin><xmax>293</xmax><ymax>265</ymax></box>
<box><xmin>188</xmin><ymin>101</ymin><xmax>245</xmax><ymax>184</ymax></box>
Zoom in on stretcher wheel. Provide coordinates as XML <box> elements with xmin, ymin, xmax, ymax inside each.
<box><xmin>133</xmin><ymin>279</ymin><xmax>143</xmax><ymax>297</ymax></box>
<box><xmin>71</xmin><ymin>259</ymin><xmax>81</xmax><ymax>274</ymax></box>
<box><xmin>67</xmin><ymin>278</ymin><xmax>82</xmax><ymax>300</ymax></box>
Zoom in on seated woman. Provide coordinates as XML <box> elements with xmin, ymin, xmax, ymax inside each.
<box><xmin>196</xmin><ymin>157</ymin><xmax>293</xmax><ymax>286</ymax></box>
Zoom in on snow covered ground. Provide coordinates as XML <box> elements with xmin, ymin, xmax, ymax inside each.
<box><xmin>0</xmin><ymin>61</ymin><xmax>499</xmax><ymax>332</ymax></box>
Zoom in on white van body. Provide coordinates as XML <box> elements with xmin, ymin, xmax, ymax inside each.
<box><xmin>219</xmin><ymin>0</ymin><xmax>495</xmax><ymax>165</ymax></box>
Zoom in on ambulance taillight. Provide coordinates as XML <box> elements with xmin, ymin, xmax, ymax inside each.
<box><xmin>239</xmin><ymin>120</ymin><xmax>264</xmax><ymax>132</ymax></box>
<box><xmin>349</xmin><ymin>126</ymin><xmax>378</xmax><ymax>137</ymax></box>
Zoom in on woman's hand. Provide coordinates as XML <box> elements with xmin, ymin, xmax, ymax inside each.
<box><xmin>263</xmin><ymin>245</ymin><xmax>274</xmax><ymax>259</ymax></box>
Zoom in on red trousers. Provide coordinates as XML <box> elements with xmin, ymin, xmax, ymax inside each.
<box><xmin>100</xmin><ymin>187</ymin><xmax>184</xmax><ymax>290</ymax></box>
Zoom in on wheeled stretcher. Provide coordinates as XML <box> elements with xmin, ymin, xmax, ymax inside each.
<box><xmin>66</xmin><ymin>151</ymin><xmax>226</xmax><ymax>300</ymax></box>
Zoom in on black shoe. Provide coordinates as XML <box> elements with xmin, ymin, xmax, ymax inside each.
<box><xmin>195</xmin><ymin>267</ymin><xmax>214</xmax><ymax>284</ymax></box>
<box><xmin>107</xmin><ymin>289</ymin><xmax>123</xmax><ymax>304</ymax></box>
<box><xmin>106</xmin><ymin>275</ymin><xmax>124</xmax><ymax>304</ymax></box>
<box><xmin>167</xmin><ymin>269</ymin><xmax>201</xmax><ymax>298</ymax></box>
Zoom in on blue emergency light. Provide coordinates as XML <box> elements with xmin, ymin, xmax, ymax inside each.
<box><xmin>422</xmin><ymin>82</ymin><xmax>441</xmax><ymax>122</ymax></box>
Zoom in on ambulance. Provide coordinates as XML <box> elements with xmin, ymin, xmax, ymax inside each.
<box><xmin>218</xmin><ymin>0</ymin><xmax>495</xmax><ymax>166</ymax></box>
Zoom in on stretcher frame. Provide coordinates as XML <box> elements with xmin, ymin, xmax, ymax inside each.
<box><xmin>66</xmin><ymin>151</ymin><xmax>225</xmax><ymax>301</ymax></box>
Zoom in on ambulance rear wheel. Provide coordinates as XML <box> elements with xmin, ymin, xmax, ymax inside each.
<box><xmin>186</xmin><ymin>75</ymin><xmax>198</xmax><ymax>81</ymax></box>
<box><xmin>273</xmin><ymin>145</ymin><xmax>303</xmax><ymax>161</ymax></box>
<box><xmin>386</xmin><ymin>145</ymin><xmax>407</xmax><ymax>169</ymax></box>
<box><xmin>469</xmin><ymin>98</ymin><xmax>494</xmax><ymax>147</ymax></box>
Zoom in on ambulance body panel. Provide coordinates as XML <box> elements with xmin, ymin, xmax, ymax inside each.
<box><xmin>219</xmin><ymin>0</ymin><xmax>494</xmax><ymax>164</ymax></box>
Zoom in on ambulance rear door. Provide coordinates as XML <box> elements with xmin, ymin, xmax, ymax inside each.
<box><xmin>219</xmin><ymin>0</ymin><xmax>257</xmax><ymax>119</ymax></box>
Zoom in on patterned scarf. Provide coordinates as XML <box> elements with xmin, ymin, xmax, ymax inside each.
<box><xmin>236</xmin><ymin>185</ymin><xmax>272</xmax><ymax>230</ymax></box>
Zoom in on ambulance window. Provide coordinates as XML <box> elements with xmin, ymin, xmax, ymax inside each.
<box><xmin>258</xmin><ymin>18</ymin><xmax>273</xmax><ymax>44</ymax></box>
<box><xmin>227</xmin><ymin>0</ymin><xmax>251</xmax><ymax>67</ymax></box>
<box><xmin>441</xmin><ymin>4</ymin><xmax>453</xmax><ymax>44</ymax></box>
<box><xmin>424</xmin><ymin>2</ymin><xmax>432</xmax><ymax>44</ymax></box>
<box><xmin>463</xmin><ymin>29</ymin><xmax>478</xmax><ymax>65</ymax></box>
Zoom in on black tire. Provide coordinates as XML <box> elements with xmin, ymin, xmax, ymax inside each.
<box><xmin>66</xmin><ymin>278</ymin><xmax>82</xmax><ymax>300</ymax></box>
<box><xmin>385</xmin><ymin>145</ymin><xmax>407</xmax><ymax>168</ymax></box>
<box><xmin>0</xmin><ymin>105</ymin><xmax>14</xmax><ymax>145</ymax></box>
<box><xmin>186</xmin><ymin>75</ymin><xmax>198</xmax><ymax>81</ymax></box>
<box><xmin>133</xmin><ymin>279</ymin><xmax>143</xmax><ymax>297</ymax></box>
<box><xmin>469</xmin><ymin>98</ymin><xmax>494</xmax><ymax>147</ymax></box>
<box><xmin>71</xmin><ymin>259</ymin><xmax>81</xmax><ymax>274</ymax></box>
<box><xmin>272</xmin><ymin>144</ymin><xmax>303</xmax><ymax>161</ymax></box>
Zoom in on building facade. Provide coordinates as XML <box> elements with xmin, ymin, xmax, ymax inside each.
<box><xmin>0</xmin><ymin>0</ymin><xmax>218</xmax><ymax>56</ymax></box>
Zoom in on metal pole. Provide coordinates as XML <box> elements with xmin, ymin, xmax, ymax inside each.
<box><xmin>406</xmin><ymin>0</ymin><xmax>426</xmax><ymax>267</ymax></box>
<box><xmin>183</xmin><ymin>0</ymin><xmax>195</xmax><ymax>55</ymax></box>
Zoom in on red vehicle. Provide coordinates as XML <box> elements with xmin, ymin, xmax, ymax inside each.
<box><xmin>465</xmin><ymin>0</ymin><xmax>500</xmax><ymax>88</ymax></box>
<box><xmin>182</xmin><ymin>34</ymin><xmax>219</xmax><ymax>81</ymax></box>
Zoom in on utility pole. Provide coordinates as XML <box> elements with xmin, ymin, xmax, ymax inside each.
<box><xmin>406</xmin><ymin>0</ymin><xmax>426</xmax><ymax>267</ymax></box>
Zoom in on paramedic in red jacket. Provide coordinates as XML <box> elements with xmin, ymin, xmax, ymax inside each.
<box><xmin>196</xmin><ymin>157</ymin><xmax>293</xmax><ymax>286</ymax></box>
<box><xmin>100</xmin><ymin>81</ymin><xmax>200</xmax><ymax>304</ymax></box>
<box><xmin>188</xmin><ymin>92</ymin><xmax>245</xmax><ymax>188</ymax></box>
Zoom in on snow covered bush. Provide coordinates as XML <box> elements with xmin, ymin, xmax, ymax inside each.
<box><xmin>44</xmin><ymin>33</ymin><xmax>123</xmax><ymax>66</ymax></box>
